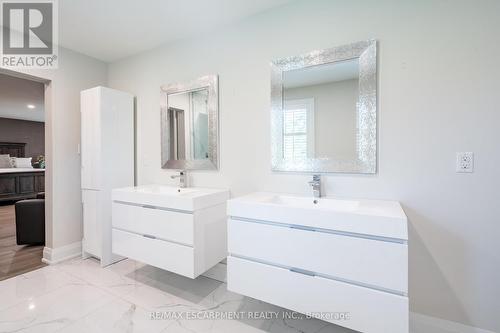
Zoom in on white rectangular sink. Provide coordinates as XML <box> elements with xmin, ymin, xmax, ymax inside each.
<box><xmin>227</xmin><ymin>192</ymin><xmax>407</xmax><ymax>240</ymax></box>
<box><xmin>112</xmin><ymin>184</ymin><xmax>229</xmax><ymax>211</ymax></box>
<box><xmin>262</xmin><ymin>194</ymin><xmax>360</xmax><ymax>211</ymax></box>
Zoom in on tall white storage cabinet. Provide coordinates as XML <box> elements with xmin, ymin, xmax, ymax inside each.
<box><xmin>81</xmin><ymin>87</ymin><xmax>134</xmax><ymax>267</ymax></box>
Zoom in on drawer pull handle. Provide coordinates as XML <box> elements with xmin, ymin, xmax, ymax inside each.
<box><xmin>290</xmin><ymin>225</ymin><xmax>316</xmax><ymax>232</ymax></box>
<box><xmin>142</xmin><ymin>205</ymin><xmax>157</xmax><ymax>209</ymax></box>
<box><xmin>143</xmin><ymin>234</ymin><xmax>156</xmax><ymax>239</ymax></box>
<box><xmin>289</xmin><ymin>268</ymin><xmax>316</xmax><ymax>277</ymax></box>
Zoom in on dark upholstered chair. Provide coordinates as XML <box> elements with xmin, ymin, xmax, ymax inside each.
<box><xmin>15</xmin><ymin>199</ymin><xmax>45</xmax><ymax>245</ymax></box>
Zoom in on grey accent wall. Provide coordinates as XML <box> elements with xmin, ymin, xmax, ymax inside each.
<box><xmin>0</xmin><ymin>117</ymin><xmax>45</xmax><ymax>160</ymax></box>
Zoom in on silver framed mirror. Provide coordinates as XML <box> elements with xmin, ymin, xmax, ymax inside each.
<box><xmin>271</xmin><ymin>40</ymin><xmax>377</xmax><ymax>173</ymax></box>
<box><xmin>161</xmin><ymin>74</ymin><xmax>219</xmax><ymax>170</ymax></box>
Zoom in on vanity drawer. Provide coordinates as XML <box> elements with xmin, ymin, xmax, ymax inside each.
<box><xmin>228</xmin><ymin>219</ymin><xmax>408</xmax><ymax>293</ymax></box>
<box><xmin>227</xmin><ymin>256</ymin><xmax>408</xmax><ymax>333</ymax></box>
<box><xmin>112</xmin><ymin>201</ymin><xmax>194</xmax><ymax>245</ymax></box>
<box><xmin>112</xmin><ymin>229</ymin><xmax>195</xmax><ymax>278</ymax></box>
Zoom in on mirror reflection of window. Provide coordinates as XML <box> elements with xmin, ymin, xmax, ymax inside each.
<box><xmin>283</xmin><ymin>99</ymin><xmax>314</xmax><ymax>160</ymax></box>
<box><xmin>283</xmin><ymin>59</ymin><xmax>360</xmax><ymax>161</ymax></box>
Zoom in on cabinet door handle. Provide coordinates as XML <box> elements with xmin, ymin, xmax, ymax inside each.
<box><xmin>290</xmin><ymin>225</ymin><xmax>316</xmax><ymax>232</ymax></box>
<box><xmin>143</xmin><ymin>234</ymin><xmax>156</xmax><ymax>239</ymax></box>
<box><xmin>289</xmin><ymin>267</ymin><xmax>316</xmax><ymax>277</ymax></box>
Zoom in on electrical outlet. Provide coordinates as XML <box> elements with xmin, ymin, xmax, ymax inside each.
<box><xmin>456</xmin><ymin>152</ymin><xmax>474</xmax><ymax>173</ymax></box>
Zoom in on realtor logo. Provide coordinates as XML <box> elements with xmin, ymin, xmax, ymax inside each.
<box><xmin>1</xmin><ymin>0</ymin><xmax>58</xmax><ymax>68</ymax></box>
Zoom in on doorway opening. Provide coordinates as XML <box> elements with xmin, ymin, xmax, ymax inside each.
<box><xmin>0</xmin><ymin>72</ymin><xmax>47</xmax><ymax>280</ymax></box>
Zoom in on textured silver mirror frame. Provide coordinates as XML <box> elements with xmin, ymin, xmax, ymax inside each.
<box><xmin>271</xmin><ymin>40</ymin><xmax>377</xmax><ymax>174</ymax></box>
<box><xmin>161</xmin><ymin>74</ymin><xmax>219</xmax><ymax>170</ymax></box>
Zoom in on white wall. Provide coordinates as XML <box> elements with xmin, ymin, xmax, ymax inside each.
<box><xmin>107</xmin><ymin>0</ymin><xmax>500</xmax><ymax>331</ymax></box>
<box><xmin>2</xmin><ymin>47</ymin><xmax>107</xmax><ymax>254</ymax></box>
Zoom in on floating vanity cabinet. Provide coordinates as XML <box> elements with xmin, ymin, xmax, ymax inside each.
<box><xmin>81</xmin><ymin>86</ymin><xmax>134</xmax><ymax>267</ymax></box>
<box><xmin>112</xmin><ymin>185</ymin><xmax>229</xmax><ymax>279</ymax></box>
<box><xmin>227</xmin><ymin>192</ymin><xmax>409</xmax><ymax>333</ymax></box>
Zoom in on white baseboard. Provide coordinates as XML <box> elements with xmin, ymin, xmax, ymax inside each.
<box><xmin>42</xmin><ymin>241</ymin><xmax>82</xmax><ymax>265</ymax></box>
<box><xmin>410</xmin><ymin>312</ymin><xmax>496</xmax><ymax>333</ymax></box>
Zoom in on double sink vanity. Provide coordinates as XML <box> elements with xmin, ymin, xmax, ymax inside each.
<box><xmin>110</xmin><ymin>178</ymin><xmax>408</xmax><ymax>333</ymax></box>
<box><xmin>83</xmin><ymin>39</ymin><xmax>409</xmax><ymax>333</ymax></box>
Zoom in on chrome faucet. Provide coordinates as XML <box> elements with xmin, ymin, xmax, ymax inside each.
<box><xmin>171</xmin><ymin>170</ymin><xmax>187</xmax><ymax>188</ymax></box>
<box><xmin>308</xmin><ymin>174</ymin><xmax>321</xmax><ymax>198</ymax></box>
